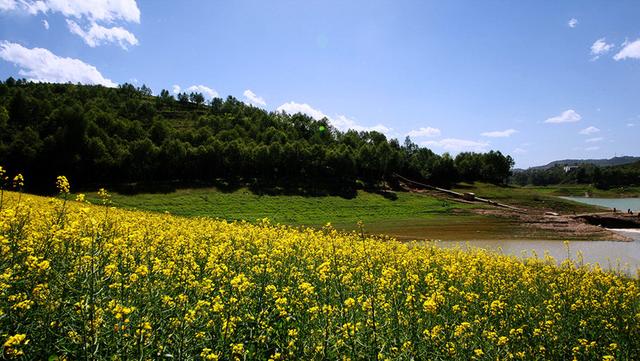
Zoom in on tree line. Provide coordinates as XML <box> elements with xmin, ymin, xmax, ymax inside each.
<box><xmin>0</xmin><ymin>78</ymin><xmax>515</xmax><ymax>193</ymax></box>
<box><xmin>511</xmin><ymin>162</ymin><xmax>640</xmax><ymax>189</ymax></box>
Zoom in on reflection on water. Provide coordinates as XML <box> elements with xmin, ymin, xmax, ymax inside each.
<box><xmin>432</xmin><ymin>229</ymin><xmax>640</xmax><ymax>276</ymax></box>
<box><xmin>561</xmin><ymin>196</ymin><xmax>640</xmax><ymax>212</ymax></box>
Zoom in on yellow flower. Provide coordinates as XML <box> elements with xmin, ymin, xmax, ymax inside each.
<box><xmin>56</xmin><ymin>175</ymin><xmax>70</xmax><ymax>194</ymax></box>
<box><xmin>231</xmin><ymin>343</ymin><xmax>244</xmax><ymax>355</ymax></box>
<box><xmin>200</xmin><ymin>348</ymin><xmax>219</xmax><ymax>360</ymax></box>
<box><xmin>12</xmin><ymin>173</ymin><xmax>24</xmax><ymax>188</ymax></box>
<box><xmin>4</xmin><ymin>334</ymin><xmax>28</xmax><ymax>357</ymax></box>
<box><xmin>344</xmin><ymin>297</ymin><xmax>356</xmax><ymax>308</ymax></box>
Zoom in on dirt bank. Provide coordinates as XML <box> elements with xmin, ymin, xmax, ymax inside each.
<box><xmin>471</xmin><ymin>209</ymin><xmax>632</xmax><ymax>241</ymax></box>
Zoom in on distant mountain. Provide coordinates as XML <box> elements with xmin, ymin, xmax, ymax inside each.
<box><xmin>530</xmin><ymin>156</ymin><xmax>640</xmax><ymax>170</ymax></box>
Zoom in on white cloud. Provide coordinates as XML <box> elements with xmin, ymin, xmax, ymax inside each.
<box><xmin>0</xmin><ymin>41</ymin><xmax>116</xmax><ymax>87</ymax></box>
<box><xmin>579</xmin><ymin>126</ymin><xmax>600</xmax><ymax>135</ymax></box>
<box><xmin>513</xmin><ymin>148</ymin><xmax>527</xmax><ymax>154</ymax></box>
<box><xmin>590</xmin><ymin>38</ymin><xmax>614</xmax><ymax>60</ymax></box>
<box><xmin>628</xmin><ymin>123</ymin><xmax>636</xmax><ymax>127</ymax></box>
<box><xmin>613</xmin><ymin>38</ymin><xmax>640</xmax><ymax>61</ymax></box>
<box><xmin>243</xmin><ymin>89</ymin><xmax>266</xmax><ymax>106</ymax></box>
<box><xmin>172</xmin><ymin>84</ymin><xmax>181</xmax><ymax>94</ymax></box>
<box><xmin>42</xmin><ymin>19</ymin><xmax>49</xmax><ymax>29</ymax></box>
<box><xmin>277</xmin><ymin>102</ymin><xmax>329</xmax><ymax>120</ymax></box>
<box><xmin>544</xmin><ymin>109</ymin><xmax>581</xmax><ymax>124</ymax></box>
<box><xmin>407</xmin><ymin>127</ymin><xmax>441</xmax><ymax>138</ymax></box>
<box><xmin>585</xmin><ymin>137</ymin><xmax>603</xmax><ymax>143</ymax></box>
<box><xmin>332</xmin><ymin>115</ymin><xmax>391</xmax><ymax>134</ymax></box>
<box><xmin>2</xmin><ymin>1</ymin><xmax>141</xmax><ymax>49</ymax></box>
<box><xmin>568</xmin><ymin>18</ymin><xmax>578</xmax><ymax>28</ymax></box>
<box><xmin>422</xmin><ymin>138</ymin><xmax>489</xmax><ymax>153</ymax></box>
<box><xmin>276</xmin><ymin>101</ymin><xmax>391</xmax><ymax>134</ymax></box>
<box><xmin>66</xmin><ymin>20</ymin><xmax>138</xmax><ymax>49</ymax></box>
<box><xmin>185</xmin><ymin>85</ymin><xmax>218</xmax><ymax>99</ymax></box>
<box><xmin>585</xmin><ymin>146</ymin><xmax>600</xmax><ymax>151</ymax></box>
<box><xmin>0</xmin><ymin>0</ymin><xmax>16</xmax><ymax>11</ymax></box>
<box><xmin>480</xmin><ymin>128</ymin><xmax>517</xmax><ymax>138</ymax></box>
<box><xmin>18</xmin><ymin>0</ymin><xmax>140</xmax><ymax>23</ymax></box>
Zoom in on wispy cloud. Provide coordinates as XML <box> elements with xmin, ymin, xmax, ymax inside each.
<box><xmin>407</xmin><ymin>127</ymin><xmax>441</xmax><ymax>138</ymax></box>
<box><xmin>544</xmin><ymin>109</ymin><xmax>581</xmax><ymax>124</ymax></box>
<box><xmin>513</xmin><ymin>147</ymin><xmax>527</xmax><ymax>154</ymax></box>
<box><xmin>276</xmin><ymin>101</ymin><xmax>391</xmax><ymax>134</ymax></box>
<box><xmin>481</xmin><ymin>128</ymin><xmax>517</xmax><ymax>138</ymax></box>
<box><xmin>585</xmin><ymin>137</ymin><xmax>603</xmax><ymax>143</ymax></box>
<box><xmin>66</xmin><ymin>20</ymin><xmax>138</xmax><ymax>49</ymax></box>
<box><xmin>422</xmin><ymin>138</ymin><xmax>489</xmax><ymax>153</ymax></box>
<box><xmin>0</xmin><ymin>0</ymin><xmax>16</xmax><ymax>11</ymax></box>
<box><xmin>585</xmin><ymin>146</ymin><xmax>600</xmax><ymax>151</ymax></box>
<box><xmin>17</xmin><ymin>0</ymin><xmax>140</xmax><ymax>23</ymax></box>
<box><xmin>613</xmin><ymin>38</ymin><xmax>640</xmax><ymax>61</ymax></box>
<box><xmin>42</xmin><ymin>19</ymin><xmax>49</xmax><ymax>29</ymax></box>
<box><xmin>568</xmin><ymin>18</ymin><xmax>578</xmax><ymax>28</ymax></box>
<box><xmin>243</xmin><ymin>89</ymin><xmax>266</xmax><ymax>106</ymax></box>
<box><xmin>0</xmin><ymin>41</ymin><xmax>116</xmax><ymax>87</ymax></box>
<box><xmin>579</xmin><ymin>126</ymin><xmax>600</xmax><ymax>135</ymax></box>
<box><xmin>590</xmin><ymin>38</ymin><xmax>614</xmax><ymax>60</ymax></box>
<box><xmin>2</xmin><ymin>0</ymin><xmax>141</xmax><ymax>49</ymax></box>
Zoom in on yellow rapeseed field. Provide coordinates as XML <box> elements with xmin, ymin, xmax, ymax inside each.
<box><xmin>0</xmin><ymin>173</ymin><xmax>638</xmax><ymax>360</ymax></box>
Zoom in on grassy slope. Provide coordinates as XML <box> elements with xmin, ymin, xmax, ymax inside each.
<box><xmin>86</xmin><ymin>188</ymin><xmax>472</xmax><ymax>226</ymax></box>
<box><xmin>84</xmin><ymin>183</ymin><xmax>616</xmax><ymax>241</ymax></box>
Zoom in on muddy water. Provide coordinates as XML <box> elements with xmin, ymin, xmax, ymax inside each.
<box><xmin>433</xmin><ymin>229</ymin><xmax>640</xmax><ymax>274</ymax></box>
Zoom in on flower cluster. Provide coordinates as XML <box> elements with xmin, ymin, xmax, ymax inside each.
<box><xmin>56</xmin><ymin>176</ymin><xmax>70</xmax><ymax>194</ymax></box>
<box><xmin>0</xmin><ymin>182</ymin><xmax>638</xmax><ymax>359</ymax></box>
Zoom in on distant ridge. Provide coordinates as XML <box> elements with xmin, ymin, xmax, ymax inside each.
<box><xmin>530</xmin><ymin>156</ymin><xmax>640</xmax><ymax>170</ymax></box>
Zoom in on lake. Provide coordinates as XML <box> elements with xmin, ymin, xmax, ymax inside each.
<box><xmin>435</xmin><ymin>231</ymin><xmax>640</xmax><ymax>276</ymax></box>
<box><xmin>433</xmin><ymin>197</ymin><xmax>640</xmax><ymax>276</ymax></box>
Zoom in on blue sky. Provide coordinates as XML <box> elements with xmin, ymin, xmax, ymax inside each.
<box><xmin>1</xmin><ymin>0</ymin><xmax>639</xmax><ymax>168</ymax></box>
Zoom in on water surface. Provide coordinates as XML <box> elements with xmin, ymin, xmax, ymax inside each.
<box><xmin>427</xmin><ymin>196</ymin><xmax>640</xmax><ymax>276</ymax></box>
<box><xmin>433</xmin><ymin>229</ymin><xmax>640</xmax><ymax>276</ymax></box>
<box><xmin>560</xmin><ymin>196</ymin><xmax>640</xmax><ymax>212</ymax></box>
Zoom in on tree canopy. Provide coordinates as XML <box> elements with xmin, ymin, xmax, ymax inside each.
<box><xmin>0</xmin><ymin>79</ymin><xmax>515</xmax><ymax>193</ymax></box>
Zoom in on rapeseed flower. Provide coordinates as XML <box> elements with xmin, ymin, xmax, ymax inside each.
<box><xmin>0</xmin><ymin>175</ymin><xmax>637</xmax><ymax>359</ymax></box>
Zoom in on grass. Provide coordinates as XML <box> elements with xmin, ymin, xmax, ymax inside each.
<box><xmin>524</xmin><ymin>184</ymin><xmax>640</xmax><ymax>198</ymax></box>
<box><xmin>83</xmin><ymin>183</ymin><xmax>613</xmax><ymax>241</ymax></box>
<box><xmin>452</xmin><ymin>183</ymin><xmax>611</xmax><ymax>213</ymax></box>
<box><xmin>85</xmin><ymin>188</ymin><xmax>473</xmax><ymax>226</ymax></box>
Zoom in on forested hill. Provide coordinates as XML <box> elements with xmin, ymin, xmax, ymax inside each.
<box><xmin>530</xmin><ymin>156</ymin><xmax>640</xmax><ymax>170</ymax></box>
<box><xmin>0</xmin><ymin>79</ymin><xmax>514</xmax><ymax>193</ymax></box>
<box><xmin>512</xmin><ymin>160</ymin><xmax>640</xmax><ymax>188</ymax></box>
